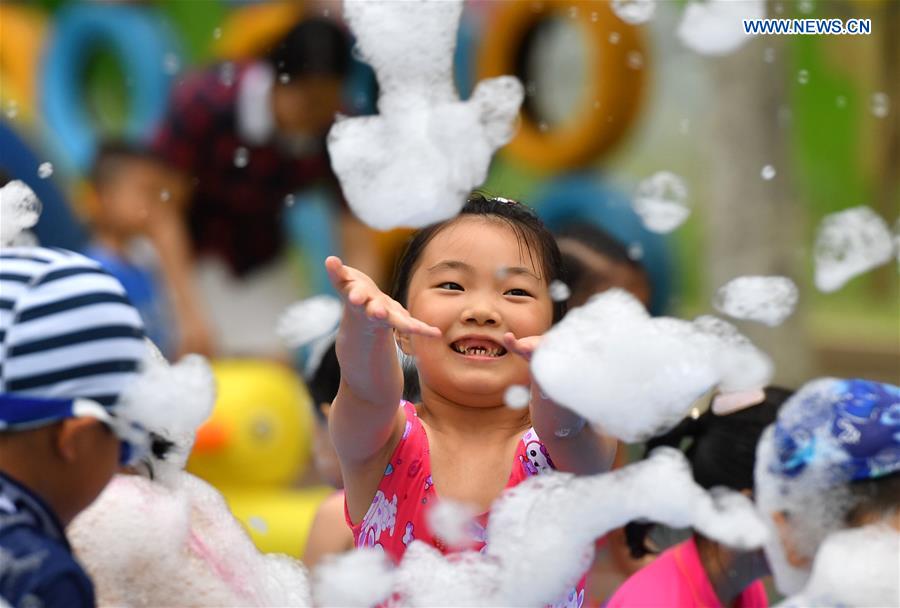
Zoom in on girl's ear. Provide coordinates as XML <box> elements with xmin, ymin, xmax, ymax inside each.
<box><xmin>395</xmin><ymin>330</ymin><xmax>412</xmax><ymax>356</ymax></box>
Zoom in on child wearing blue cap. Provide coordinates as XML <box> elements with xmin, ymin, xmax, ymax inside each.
<box><xmin>0</xmin><ymin>246</ymin><xmax>150</xmax><ymax>607</ymax></box>
<box><xmin>754</xmin><ymin>377</ymin><xmax>900</xmax><ymax>599</ymax></box>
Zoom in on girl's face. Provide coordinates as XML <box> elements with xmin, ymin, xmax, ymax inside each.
<box><xmin>401</xmin><ymin>217</ymin><xmax>554</xmax><ymax>406</ymax></box>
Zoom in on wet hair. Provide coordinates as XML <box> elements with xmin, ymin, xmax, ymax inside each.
<box><xmin>91</xmin><ymin>140</ymin><xmax>167</xmax><ymax>190</ymax></box>
<box><xmin>390</xmin><ymin>192</ymin><xmax>566</xmax><ymax>323</ymax></box>
<box><xmin>555</xmin><ymin>223</ymin><xmax>649</xmax><ymax>303</ymax></box>
<box><xmin>306</xmin><ymin>341</ymin><xmax>341</xmax><ymax>422</ymax></box>
<box><xmin>844</xmin><ymin>472</ymin><xmax>900</xmax><ymax>525</ymax></box>
<box><xmin>267</xmin><ymin>18</ymin><xmax>351</xmax><ymax>79</ymax></box>
<box><xmin>625</xmin><ymin>387</ymin><xmax>794</xmax><ymax>558</ymax></box>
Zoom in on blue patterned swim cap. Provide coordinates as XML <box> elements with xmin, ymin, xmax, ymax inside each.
<box><xmin>772</xmin><ymin>378</ymin><xmax>900</xmax><ymax>483</ymax></box>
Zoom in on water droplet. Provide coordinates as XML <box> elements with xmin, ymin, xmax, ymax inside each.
<box><xmin>219</xmin><ymin>62</ymin><xmax>236</xmax><ymax>87</ymax></box>
<box><xmin>797</xmin><ymin>69</ymin><xmax>809</xmax><ymax>85</ymax></box>
<box><xmin>609</xmin><ymin>32</ymin><xmax>621</xmax><ymax>45</ymax></box>
<box><xmin>627</xmin><ymin>51</ymin><xmax>644</xmax><ymax>70</ymax></box>
<box><xmin>322</xmin><ymin>7</ymin><xmax>330</xmax><ymax>17</ymax></box>
<box><xmin>549</xmin><ymin>280</ymin><xmax>571</xmax><ymax>302</ymax></box>
<box><xmin>763</xmin><ymin>47</ymin><xmax>775</xmax><ymax>64</ymax></box>
<box><xmin>212</xmin><ymin>27</ymin><xmax>222</xmax><ymax>40</ymax></box>
<box><xmin>591</xmin><ymin>11</ymin><xmax>599</xmax><ymax>22</ymax></box>
<box><xmin>160</xmin><ymin>189</ymin><xmax>171</xmax><ymax>202</ymax></box>
<box><xmin>37</xmin><ymin>162</ymin><xmax>53</xmax><ymax>179</ymax></box>
<box><xmin>633</xmin><ymin>171</ymin><xmax>690</xmax><ymax>234</ymax></box>
<box><xmin>248</xmin><ymin>516</ymin><xmax>268</xmax><ymax>533</ymax></box>
<box><xmin>568</xmin><ymin>6</ymin><xmax>579</xmax><ymax>19</ymax></box>
<box><xmin>610</xmin><ymin>0</ymin><xmax>656</xmax><ymax>25</ymax></box>
<box><xmin>5</xmin><ymin>100</ymin><xmax>18</xmax><ymax>119</ymax></box>
<box><xmin>628</xmin><ymin>243</ymin><xmax>644</xmax><ymax>261</ymax></box>
<box><xmin>798</xmin><ymin>0</ymin><xmax>814</xmax><ymax>14</ymax></box>
<box><xmin>593</xmin><ymin>100</ymin><xmax>601</xmax><ymax>110</ymax></box>
<box><xmin>690</xmin><ymin>407</ymin><xmax>701</xmax><ymax>420</ymax></box>
<box><xmin>284</xmin><ymin>194</ymin><xmax>296</xmax><ymax>207</ymax></box>
<box><xmin>871</xmin><ymin>92</ymin><xmax>889</xmax><ymax>118</ymax></box>
<box><xmin>504</xmin><ymin>385</ymin><xmax>531</xmax><ymax>409</ymax></box>
<box><xmin>163</xmin><ymin>52</ymin><xmax>180</xmax><ymax>76</ymax></box>
<box><xmin>279</xmin><ymin>73</ymin><xmax>291</xmax><ymax>84</ymax></box>
<box><xmin>538</xmin><ymin>122</ymin><xmax>549</xmax><ymax>133</ymax></box>
<box><xmin>234</xmin><ymin>147</ymin><xmax>249</xmax><ymax>168</ymax></box>
<box><xmin>679</xmin><ymin>118</ymin><xmax>690</xmax><ymax>135</ymax></box>
<box><xmin>761</xmin><ymin>164</ymin><xmax>776</xmax><ymax>180</ymax></box>
<box><xmin>836</xmin><ymin>95</ymin><xmax>847</xmax><ymax>109</ymax></box>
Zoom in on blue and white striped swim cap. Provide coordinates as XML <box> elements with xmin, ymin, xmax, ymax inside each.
<box><xmin>0</xmin><ymin>246</ymin><xmax>147</xmax><ymax>429</ymax></box>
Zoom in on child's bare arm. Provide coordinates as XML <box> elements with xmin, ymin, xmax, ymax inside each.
<box><xmin>325</xmin><ymin>256</ymin><xmax>440</xmax><ymax>465</ymax></box>
<box><xmin>503</xmin><ymin>333</ymin><xmax>617</xmax><ymax>475</ymax></box>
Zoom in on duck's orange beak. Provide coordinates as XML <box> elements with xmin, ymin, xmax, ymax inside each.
<box><xmin>192</xmin><ymin>418</ymin><xmax>230</xmax><ymax>453</ymax></box>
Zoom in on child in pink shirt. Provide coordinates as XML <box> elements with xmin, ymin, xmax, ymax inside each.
<box><xmin>607</xmin><ymin>388</ymin><xmax>793</xmax><ymax>608</ymax></box>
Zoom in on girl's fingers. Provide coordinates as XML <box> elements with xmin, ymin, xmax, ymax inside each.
<box><xmin>503</xmin><ymin>332</ymin><xmax>541</xmax><ymax>360</ymax></box>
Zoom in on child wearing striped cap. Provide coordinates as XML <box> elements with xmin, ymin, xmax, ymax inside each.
<box><xmin>0</xmin><ymin>246</ymin><xmax>149</xmax><ymax>608</ymax></box>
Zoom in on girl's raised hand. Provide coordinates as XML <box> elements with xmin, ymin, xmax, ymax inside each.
<box><xmin>502</xmin><ymin>332</ymin><xmax>542</xmax><ymax>362</ymax></box>
<box><xmin>325</xmin><ymin>256</ymin><xmax>441</xmax><ymax>337</ymax></box>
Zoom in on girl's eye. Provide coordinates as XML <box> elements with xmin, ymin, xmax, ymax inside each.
<box><xmin>438</xmin><ymin>282</ymin><xmax>463</xmax><ymax>291</ymax></box>
<box><xmin>505</xmin><ymin>288</ymin><xmax>532</xmax><ymax>297</ymax></box>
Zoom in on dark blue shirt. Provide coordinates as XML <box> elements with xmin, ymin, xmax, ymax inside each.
<box><xmin>0</xmin><ymin>472</ymin><xmax>95</xmax><ymax>608</ymax></box>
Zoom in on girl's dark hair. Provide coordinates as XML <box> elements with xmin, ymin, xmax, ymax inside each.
<box><xmin>390</xmin><ymin>193</ymin><xmax>566</xmax><ymax>323</ymax></box>
<box><xmin>306</xmin><ymin>341</ymin><xmax>341</xmax><ymax>421</ymax></box>
<box><xmin>625</xmin><ymin>386</ymin><xmax>794</xmax><ymax>559</ymax></box>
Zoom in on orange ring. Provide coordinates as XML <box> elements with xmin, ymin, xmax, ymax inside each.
<box><xmin>477</xmin><ymin>1</ymin><xmax>647</xmax><ymax>173</ymax></box>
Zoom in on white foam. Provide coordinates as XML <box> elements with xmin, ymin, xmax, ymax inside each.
<box><xmin>813</xmin><ymin>206</ymin><xmax>894</xmax><ymax>292</ymax></box>
<box><xmin>632</xmin><ymin>171</ymin><xmax>690</xmax><ymax>233</ymax></box>
<box><xmin>328</xmin><ymin>0</ymin><xmax>523</xmax><ymax>230</ymax></box>
<box><xmin>761</xmin><ymin>164</ymin><xmax>776</xmax><ymax>180</ymax></box>
<box><xmin>677</xmin><ymin>0</ymin><xmax>765</xmax><ymax>56</ymax></box>
<box><xmin>776</xmin><ymin>524</ymin><xmax>900</xmax><ymax>608</ymax></box>
<box><xmin>531</xmin><ymin>289</ymin><xmax>771</xmax><ymax>442</ymax></box>
<box><xmin>0</xmin><ymin>180</ymin><xmax>42</xmax><ymax>247</ymax></box>
<box><xmin>611</xmin><ymin>0</ymin><xmax>656</xmax><ymax>24</ymax></box>
<box><xmin>312</xmin><ymin>548</ymin><xmax>394</xmax><ymax>607</ymax></box>
<box><xmin>277</xmin><ymin>295</ymin><xmax>343</xmax><ymax>348</ymax></box>
<box><xmin>117</xmin><ymin>351</ymin><xmax>215</xmax><ymax>478</ymax></box>
<box><xmin>37</xmin><ymin>162</ymin><xmax>54</xmax><ymax>179</ymax></box>
<box><xmin>713</xmin><ymin>275</ymin><xmax>799</xmax><ymax>327</ymax></box>
<box><xmin>425</xmin><ymin>499</ymin><xmax>479</xmax><ymax>550</ymax></box>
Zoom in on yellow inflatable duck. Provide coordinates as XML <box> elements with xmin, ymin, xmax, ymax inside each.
<box><xmin>187</xmin><ymin>360</ymin><xmax>332</xmax><ymax>558</ymax></box>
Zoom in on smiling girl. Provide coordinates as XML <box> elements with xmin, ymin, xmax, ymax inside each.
<box><xmin>325</xmin><ymin>195</ymin><xmax>616</xmax><ymax>599</ymax></box>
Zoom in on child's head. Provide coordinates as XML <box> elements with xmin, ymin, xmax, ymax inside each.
<box><xmin>305</xmin><ymin>339</ymin><xmax>343</xmax><ymax>487</ymax></box>
<box><xmin>91</xmin><ymin>141</ymin><xmax>172</xmax><ymax>239</ymax></box>
<box><xmin>267</xmin><ymin>18</ymin><xmax>351</xmax><ymax>138</ymax></box>
<box><xmin>391</xmin><ymin>194</ymin><xmax>563</xmax><ymax>406</ymax></box>
<box><xmin>0</xmin><ymin>247</ymin><xmax>149</xmax><ymax>524</ymax></box>
<box><xmin>754</xmin><ymin>378</ymin><xmax>900</xmax><ymax>594</ymax></box>
<box><xmin>555</xmin><ymin>223</ymin><xmax>651</xmax><ymax>309</ymax></box>
<box><xmin>625</xmin><ymin>387</ymin><xmax>792</xmax><ymax>558</ymax></box>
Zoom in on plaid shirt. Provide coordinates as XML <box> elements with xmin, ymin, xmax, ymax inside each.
<box><xmin>153</xmin><ymin>63</ymin><xmax>339</xmax><ymax>277</ymax></box>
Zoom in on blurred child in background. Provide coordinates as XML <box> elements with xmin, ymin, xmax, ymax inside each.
<box><xmin>302</xmin><ymin>340</ymin><xmax>354</xmax><ymax>567</ymax></box>
<box><xmin>83</xmin><ymin>141</ymin><xmax>176</xmax><ymax>357</ymax></box>
<box><xmin>607</xmin><ymin>387</ymin><xmax>793</xmax><ymax>608</ymax></box>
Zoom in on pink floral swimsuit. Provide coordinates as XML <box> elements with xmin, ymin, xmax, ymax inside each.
<box><xmin>345</xmin><ymin>401</ymin><xmax>585</xmax><ymax>608</ymax></box>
